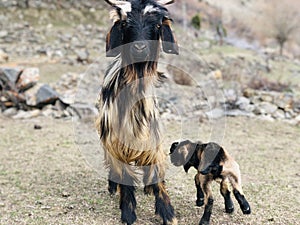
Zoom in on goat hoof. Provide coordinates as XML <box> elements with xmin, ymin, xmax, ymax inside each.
<box><xmin>121</xmin><ymin>211</ymin><xmax>137</xmax><ymax>225</ymax></box>
<box><xmin>242</xmin><ymin>206</ymin><xmax>251</xmax><ymax>214</ymax></box>
<box><xmin>225</xmin><ymin>207</ymin><xmax>234</xmax><ymax>214</ymax></box>
<box><xmin>196</xmin><ymin>199</ymin><xmax>204</xmax><ymax>207</ymax></box>
<box><xmin>199</xmin><ymin>219</ymin><xmax>209</xmax><ymax>225</ymax></box>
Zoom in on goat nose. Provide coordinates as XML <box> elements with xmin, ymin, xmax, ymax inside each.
<box><xmin>134</xmin><ymin>43</ymin><xmax>147</xmax><ymax>51</ymax></box>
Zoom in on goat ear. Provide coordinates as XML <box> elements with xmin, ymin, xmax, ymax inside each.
<box><xmin>106</xmin><ymin>21</ymin><xmax>122</xmax><ymax>57</ymax></box>
<box><xmin>160</xmin><ymin>19</ymin><xmax>179</xmax><ymax>55</ymax></box>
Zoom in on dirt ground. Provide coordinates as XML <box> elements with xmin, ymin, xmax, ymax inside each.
<box><xmin>0</xmin><ymin>114</ymin><xmax>299</xmax><ymax>225</ymax></box>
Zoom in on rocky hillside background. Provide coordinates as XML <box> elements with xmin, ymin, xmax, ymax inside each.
<box><xmin>0</xmin><ymin>0</ymin><xmax>300</xmax><ymax>125</ymax></box>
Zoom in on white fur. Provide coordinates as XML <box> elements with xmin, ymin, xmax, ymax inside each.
<box><xmin>144</xmin><ymin>5</ymin><xmax>159</xmax><ymax>14</ymax></box>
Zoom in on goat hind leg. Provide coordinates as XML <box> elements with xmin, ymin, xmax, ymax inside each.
<box><xmin>233</xmin><ymin>189</ymin><xmax>251</xmax><ymax>214</ymax></box>
<box><xmin>230</xmin><ymin>176</ymin><xmax>251</xmax><ymax>214</ymax></box>
<box><xmin>220</xmin><ymin>178</ymin><xmax>234</xmax><ymax>213</ymax></box>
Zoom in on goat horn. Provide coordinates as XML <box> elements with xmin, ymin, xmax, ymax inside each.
<box><xmin>105</xmin><ymin>0</ymin><xmax>132</xmax><ymax>14</ymax></box>
<box><xmin>157</xmin><ymin>0</ymin><xmax>175</xmax><ymax>5</ymax></box>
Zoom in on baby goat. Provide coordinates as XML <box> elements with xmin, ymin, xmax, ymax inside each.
<box><xmin>170</xmin><ymin>140</ymin><xmax>251</xmax><ymax>225</ymax></box>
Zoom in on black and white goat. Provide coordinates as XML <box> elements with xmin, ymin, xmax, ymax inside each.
<box><xmin>96</xmin><ymin>0</ymin><xmax>178</xmax><ymax>224</ymax></box>
<box><xmin>170</xmin><ymin>140</ymin><xmax>251</xmax><ymax>225</ymax></box>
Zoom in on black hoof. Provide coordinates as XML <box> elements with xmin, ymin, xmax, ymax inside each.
<box><xmin>155</xmin><ymin>198</ymin><xmax>175</xmax><ymax>225</ymax></box>
<box><xmin>225</xmin><ymin>206</ymin><xmax>234</xmax><ymax>214</ymax></box>
<box><xmin>196</xmin><ymin>199</ymin><xmax>204</xmax><ymax>207</ymax></box>
<box><xmin>199</xmin><ymin>219</ymin><xmax>209</xmax><ymax>225</ymax></box>
<box><xmin>242</xmin><ymin>206</ymin><xmax>251</xmax><ymax>214</ymax></box>
<box><xmin>121</xmin><ymin>210</ymin><xmax>137</xmax><ymax>225</ymax></box>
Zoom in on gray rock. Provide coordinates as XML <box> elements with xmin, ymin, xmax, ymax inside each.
<box><xmin>2</xmin><ymin>107</ymin><xmax>18</xmax><ymax>117</ymax></box>
<box><xmin>258</xmin><ymin>102</ymin><xmax>278</xmax><ymax>115</ymax></box>
<box><xmin>236</xmin><ymin>96</ymin><xmax>251</xmax><ymax>110</ymax></box>
<box><xmin>36</xmin><ymin>84</ymin><xmax>59</xmax><ymax>107</ymax></box>
<box><xmin>12</xmin><ymin>109</ymin><xmax>40</xmax><ymax>119</ymax></box>
<box><xmin>260</xmin><ymin>92</ymin><xmax>274</xmax><ymax>103</ymax></box>
<box><xmin>0</xmin><ymin>67</ymin><xmax>23</xmax><ymax>84</ymax></box>
<box><xmin>75</xmin><ymin>49</ymin><xmax>89</xmax><ymax>62</ymax></box>
<box><xmin>258</xmin><ymin>114</ymin><xmax>275</xmax><ymax>122</ymax></box>
<box><xmin>225</xmin><ymin>109</ymin><xmax>254</xmax><ymax>117</ymax></box>
<box><xmin>272</xmin><ymin>109</ymin><xmax>285</xmax><ymax>120</ymax></box>
<box><xmin>274</xmin><ymin>93</ymin><xmax>294</xmax><ymax>111</ymax></box>
<box><xmin>205</xmin><ymin>108</ymin><xmax>224</xmax><ymax>119</ymax></box>
<box><xmin>224</xmin><ymin>89</ymin><xmax>238</xmax><ymax>103</ymax></box>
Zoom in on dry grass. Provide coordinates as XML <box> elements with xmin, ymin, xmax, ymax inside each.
<box><xmin>0</xmin><ymin>115</ymin><xmax>299</xmax><ymax>225</ymax></box>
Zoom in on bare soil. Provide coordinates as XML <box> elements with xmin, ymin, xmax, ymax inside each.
<box><xmin>0</xmin><ymin>115</ymin><xmax>299</xmax><ymax>225</ymax></box>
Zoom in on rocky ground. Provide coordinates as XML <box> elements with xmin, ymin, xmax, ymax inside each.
<box><xmin>0</xmin><ymin>1</ymin><xmax>300</xmax><ymax>225</ymax></box>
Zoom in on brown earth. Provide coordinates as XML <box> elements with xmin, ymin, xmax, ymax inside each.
<box><xmin>0</xmin><ymin>114</ymin><xmax>299</xmax><ymax>225</ymax></box>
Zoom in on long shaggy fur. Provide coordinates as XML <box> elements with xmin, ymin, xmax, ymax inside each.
<box><xmin>97</xmin><ymin>1</ymin><xmax>178</xmax><ymax>224</ymax></box>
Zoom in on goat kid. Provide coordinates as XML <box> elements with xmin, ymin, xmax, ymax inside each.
<box><xmin>170</xmin><ymin>140</ymin><xmax>251</xmax><ymax>225</ymax></box>
<box><xmin>96</xmin><ymin>0</ymin><xmax>178</xmax><ymax>224</ymax></box>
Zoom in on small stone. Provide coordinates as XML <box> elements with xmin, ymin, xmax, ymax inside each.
<box><xmin>274</xmin><ymin>93</ymin><xmax>294</xmax><ymax>110</ymax></box>
<box><xmin>225</xmin><ymin>109</ymin><xmax>254</xmax><ymax>117</ymax></box>
<box><xmin>41</xmin><ymin>205</ymin><xmax>51</xmax><ymax>210</ymax></box>
<box><xmin>2</xmin><ymin>107</ymin><xmax>18</xmax><ymax>117</ymax></box>
<box><xmin>258</xmin><ymin>102</ymin><xmax>278</xmax><ymax>115</ymax></box>
<box><xmin>273</xmin><ymin>109</ymin><xmax>285</xmax><ymax>119</ymax></box>
<box><xmin>12</xmin><ymin>109</ymin><xmax>40</xmax><ymax>119</ymax></box>
<box><xmin>0</xmin><ymin>202</ymin><xmax>5</xmax><ymax>207</ymax></box>
<box><xmin>36</xmin><ymin>84</ymin><xmax>59</xmax><ymax>107</ymax></box>
<box><xmin>34</xmin><ymin>124</ymin><xmax>42</xmax><ymax>130</ymax></box>
<box><xmin>0</xmin><ymin>49</ymin><xmax>9</xmax><ymax>63</ymax></box>
<box><xmin>75</xmin><ymin>49</ymin><xmax>89</xmax><ymax>62</ymax></box>
<box><xmin>236</xmin><ymin>96</ymin><xmax>250</xmax><ymax>110</ymax></box>
<box><xmin>205</xmin><ymin>108</ymin><xmax>224</xmax><ymax>119</ymax></box>
<box><xmin>62</xmin><ymin>191</ymin><xmax>70</xmax><ymax>198</ymax></box>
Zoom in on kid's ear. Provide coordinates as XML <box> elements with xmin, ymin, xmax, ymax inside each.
<box><xmin>106</xmin><ymin>21</ymin><xmax>122</xmax><ymax>57</ymax></box>
<box><xmin>160</xmin><ymin>19</ymin><xmax>179</xmax><ymax>55</ymax></box>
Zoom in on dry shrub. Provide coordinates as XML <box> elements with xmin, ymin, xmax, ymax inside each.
<box><xmin>247</xmin><ymin>74</ymin><xmax>290</xmax><ymax>92</ymax></box>
<box><xmin>167</xmin><ymin>65</ymin><xmax>194</xmax><ymax>86</ymax></box>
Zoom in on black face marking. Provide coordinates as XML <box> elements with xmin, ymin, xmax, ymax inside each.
<box><xmin>106</xmin><ymin>0</ymin><xmax>178</xmax><ymax>60</ymax></box>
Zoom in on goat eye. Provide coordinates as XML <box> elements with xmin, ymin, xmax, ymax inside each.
<box><xmin>121</xmin><ymin>21</ymin><xmax>127</xmax><ymax>27</ymax></box>
<box><xmin>156</xmin><ymin>24</ymin><xmax>161</xmax><ymax>29</ymax></box>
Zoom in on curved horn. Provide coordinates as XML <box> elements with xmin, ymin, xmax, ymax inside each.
<box><xmin>157</xmin><ymin>0</ymin><xmax>175</xmax><ymax>5</ymax></box>
<box><xmin>105</xmin><ymin>0</ymin><xmax>132</xmax><ymax>15</ymax></box>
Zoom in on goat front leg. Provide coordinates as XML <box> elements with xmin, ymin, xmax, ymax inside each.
<box><xmin>144</xmin><ymin>164</ymin><xmax>177</xmax><ymax>225</ymax></box>
<box><xmin>199</xmin><ymin>175</ymin><xmax>213</xmax><ymax>225</ymax></box>
<box><xmin>119</xmin><ymin>165</ymin><xmax>137</xmax><ymax>225</ymax></box>
<box><xmin>152</xmin><ymin>182</ymin><xmax>177</xmax><ymax>225</ymax></box>
<box><xmin>195</xmin><ymin>173</ymin><xmax>204</xmax><ymax>207</ymax></box>
<box><xmin>220</xmin><ymin>178</ymin><xmax>234</xmax><ymax>213</ymax></box>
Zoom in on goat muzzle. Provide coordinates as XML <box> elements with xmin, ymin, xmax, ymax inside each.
<box><xmin>129</xmin><ymin>41</ymin><xmax>150</xmax><ymax>61</ymax></box>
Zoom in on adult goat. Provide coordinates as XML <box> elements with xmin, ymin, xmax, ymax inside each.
<box><xmin>96</xmin><ymin>0</ymin><xmax>178</xmax><ymax>224</ymax></box>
